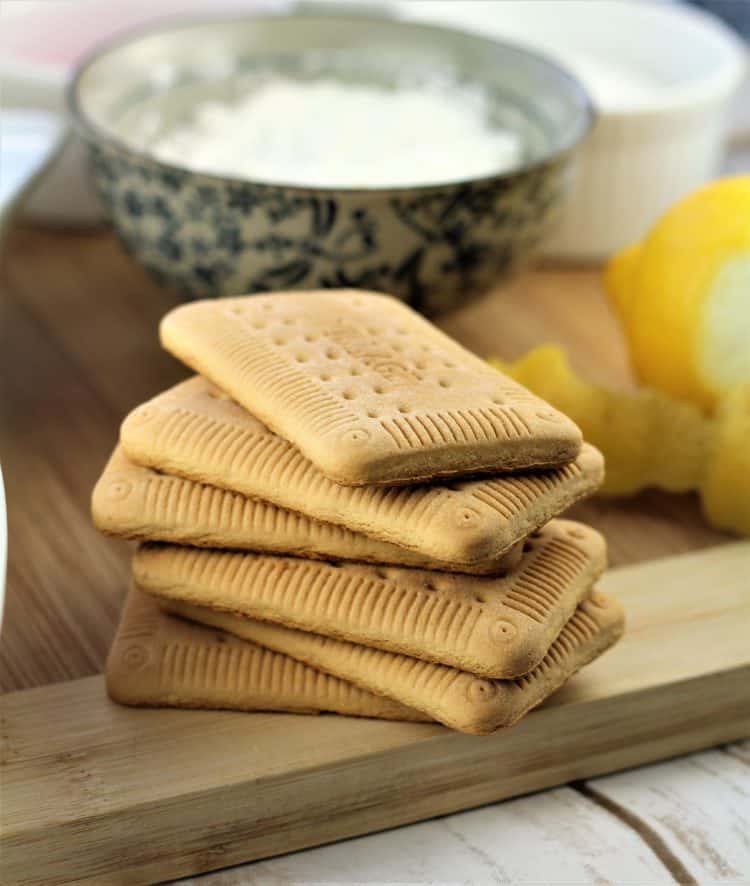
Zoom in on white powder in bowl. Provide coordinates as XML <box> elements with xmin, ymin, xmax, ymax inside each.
<box><xmin>144</xmin><ymin>76</ymin><xmax>523</xmax><ymax>188</ymax></box>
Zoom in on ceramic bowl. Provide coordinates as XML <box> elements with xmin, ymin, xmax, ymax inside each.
<box><xmin>68</xmin><ymin>13</ymin><xmax>592</xmax><ymax>314</ymax></box>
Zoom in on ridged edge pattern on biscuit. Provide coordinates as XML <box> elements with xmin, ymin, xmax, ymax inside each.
<box><xmin>92</xmin><ymin>447</ymin><xmax>522</xmax><ymax>574</ymax></box>
<box><xmin>133</xmin><ymin>519</ymin><xmax>606</xmax><ymax>678</ymax></box>
<box><xmin>107</xmin><ymin>589</ymin><xmax>428</xmax><ymax>722</ymax></box>
<box><xmin>121</xmin><ymin>375</ymin><xmax>601</xmax><ymax>566</ymax></box>
<box><xmin>165</xmin><ymin>591</ymin><xmax>625</xmax><ymax>734</ymax></box>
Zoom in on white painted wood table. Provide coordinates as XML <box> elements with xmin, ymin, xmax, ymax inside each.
<box><xmin>181</xmin><ymin>742</ymin><xmax>750</xmax><ymax>884</ymax></box>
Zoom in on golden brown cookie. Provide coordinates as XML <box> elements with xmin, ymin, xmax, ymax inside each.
<box><xmin>134</xmin><ymin>520</ymin><xmax>606</xmax><ymax>678</ymax></box>
<box><xmin>159</xmin><ymin>291</ymin><xmax>582</xmax><ymax>484</ymax></box>
<box><xmin>107</xmin><ymin>588</ymin><xmax>427</xmax><ymax>722</ymax></box>
<box><xmin>121</xmin><ymin>377</ymin><xmax>603</xmax><ymax>570</ymax></box>
<box><xmin>163</xmin><ymin>591</ymin><xmax>625</xmax><ymax>735</ymax></box>
<box><xmin>92</xmin><ymin>447</ymin><xmax>523</xmax><ymax>573</ymax></box>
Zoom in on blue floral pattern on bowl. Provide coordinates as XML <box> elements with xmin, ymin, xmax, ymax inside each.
<box><xmin>89</xmin><ymin>143</ymin><xmax>568</xmax><ymax>314</ymax></box>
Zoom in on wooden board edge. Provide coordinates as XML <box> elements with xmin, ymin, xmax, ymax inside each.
<box><xmin>2</xmin><ymin>664</ymin><xmax>749</xmax><ymax>886</ymax></box>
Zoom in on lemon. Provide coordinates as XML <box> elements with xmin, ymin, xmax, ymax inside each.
<box><xmin>604</xmin><ymin>176</ymin><xmax>750</xmax><ymax>412</ymax></box>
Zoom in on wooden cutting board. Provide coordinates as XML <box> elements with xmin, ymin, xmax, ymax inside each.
<box><xmin>1</xmin><ymin>228</ymin><xmax>748</xmax><ymax>885</ymax></box>
<box><xmin>2</xmin><ymin>542</ymin><xmax>749</xmax><ymax>885</ymax></box>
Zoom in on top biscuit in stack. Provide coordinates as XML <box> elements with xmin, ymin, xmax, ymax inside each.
<box><xmin>160</xmin><ymin>290</ymin><xmax>582</xmax><ymax>485</ymax></box>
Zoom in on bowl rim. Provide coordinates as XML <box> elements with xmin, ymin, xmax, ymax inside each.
<box><xmin>66</xmin><ymin>10</ymin><xmax>596</xmax><ymax>195</ymax></box>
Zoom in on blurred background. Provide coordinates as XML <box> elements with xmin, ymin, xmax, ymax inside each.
<box><xmin>2</xmin><ymin>0</ymin><xmax>748</xmax><ymax>233</ymax></box>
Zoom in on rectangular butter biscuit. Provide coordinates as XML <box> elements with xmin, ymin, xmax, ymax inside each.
<box><xmin>93</xmin><ymin>447</ymin><xmax>522</xmax><ymax>574</ymax></box>
<box><xmin>108</xmin><ymin>588</ymin><xmax>428</xmax><ymax>723</ymax></box>
<box><xmin>134</xmin><ymin>520</ymin><xmax>607</xmax><ymax>679</ymax></box>
<box><xmin>163</xmin><ymin>592</ymin><xmax>625</xmax><ymax>735</ymax></box>
<box><xmin>121</xmin><ymin>377</ymin><xmax>603</xmax><ymax>570</ymax></box>
<box><xmin>159</xmin><ymin>291</ymin><xmax>582</xmax><ymax>484</ymax></box>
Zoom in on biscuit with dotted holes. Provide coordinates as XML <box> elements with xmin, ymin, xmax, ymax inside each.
<box><xmin>159</xmin><ymin>290</ymin><xmax>583</xmax><ymax>485</ymax></box>
<box><xmin>161</xmin><ymin>591</ymin><xmax>625</xmax><ymax>735</ymax></box>
<box><xmin>92</xmin><ymin>447</ymin><xmax>522</xmax><ymax>574</ymax></box>
<box><xmin>107</xmin><ymin>587</ymin><xmax>428</xmax><ymax>722</ymax></box>
<box><xmin>120</xmin><ymin>376</ymin><xmax>603</xmax><ymax>570</ymax></box>
<box><xmin>134</xmin><ymin>520</ymin><xmax>607</xmax><ymax>679</ymax></box>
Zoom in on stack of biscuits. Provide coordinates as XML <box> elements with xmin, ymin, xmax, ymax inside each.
<box><xmin>93</xmin><ymin>290</ymin><xmax>624</xmax><ymax>735</ymax></box>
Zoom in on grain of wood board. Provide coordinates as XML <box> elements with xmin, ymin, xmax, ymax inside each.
<box><xmin>0</xmin><ymin>226</ymin><xmax>730</xmax><ymax>693</ymax></box>
<box><xmin>1</xmin><ymin>542</ymin><xmax>748</xmax><ymax>885</ymax></box>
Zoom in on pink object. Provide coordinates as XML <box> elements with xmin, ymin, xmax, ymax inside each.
<box><xmin>0</xmin><ymin>0</ymin><xmax>284</xmax><ymax>71</ymax></box>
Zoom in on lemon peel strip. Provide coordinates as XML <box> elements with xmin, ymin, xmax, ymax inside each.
<box><xmin>490</xmin><ymin>346</ymin><xmax>750</xmax><ymax>535</ymax></box>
